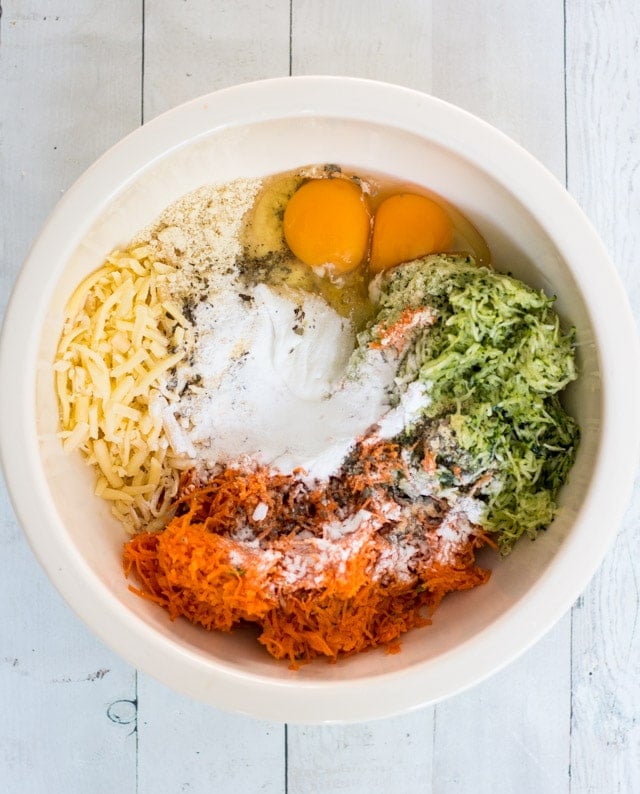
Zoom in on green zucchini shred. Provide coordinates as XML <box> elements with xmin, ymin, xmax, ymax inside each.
<box><xmin>368</xmin><ymin>255</ymin><xmax>580</xmax><ymax>555</ymax></box>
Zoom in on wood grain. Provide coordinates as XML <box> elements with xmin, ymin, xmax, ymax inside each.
<box><xmin>0</xmin><ymin>2</ymin><xmax>142</xmax><ymax>314</ymax></box>
<box><xmin>143</xmin><ymin>0</ymin><xmax>290</xmax><ymax>120</ymax></box>
<box><xmin>566</xmin><ymin>2</ymin><xmax>640</xmax><ymax>791</ymax></box>
<box><xmin>430</xmin><ymin>2</ymin><xmax>572</xmax><ymax>790</ymax></box>
<box><xmin>433</xmin><ymin>617</ymin><xmax>571</xmax><ymax>794</ymax></box>
<box><xmin>289</xmin><ymin>1</ymin><xmax>571</xmax><ymax>790</ymax></box>
<box><xmin>431</xmin><ymin>0</ymin><xmax>566</xmax><ymax>182</ymax></box>
<box><xmin>291</xmin><ymin>0</ymin><xmax>433</xmax><ymax>91</ymax></box>
<box><xmin>0</xmin><ymin>4</ymin><xmax>142</xmax><ymax>791</ymax></box>
<box><xmin>133</xmin><ymin>4</ymin><xmax>289</xmax><ymax>791</ymax></box>
<box><xmin>1</xmin><ymin>0</ymin><xmax>639</xmax><ymax>791</ymax></box>
<box><xmin>287</xmin><ymin>710</ymin><xmax>433</xmax><ymax>793</ymax></box>
<box><xmin>137</xmin><ymin>676</ymin><xmax>284</xmax><ymax>793</ymax></box>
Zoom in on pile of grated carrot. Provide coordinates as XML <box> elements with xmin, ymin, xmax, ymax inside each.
<box><xmin>123</xmin><ymin>441</ymin><xmax>490</xmax><ymax>668</ymax></box>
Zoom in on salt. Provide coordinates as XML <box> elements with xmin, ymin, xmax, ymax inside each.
<box><xmin>164</xmin><ymin>280</ymin><xmax>401</xmax><ymax>481</ymax></box>
<box><xmin>252</xmin><ymin>502</ymin><xmax>269</xmax><ymax>522</ymax></box>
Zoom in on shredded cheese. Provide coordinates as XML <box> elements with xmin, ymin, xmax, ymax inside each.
<box><xmin>55</xmin><ymin>246</ymin><xmax>191</xmax><ymax>533</ymax></box>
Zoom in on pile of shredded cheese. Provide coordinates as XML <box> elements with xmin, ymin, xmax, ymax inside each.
<box><xmin>54</xmin><ymin>179</ymin><xmax>262</xmax><ymax>533</ymax></box>
<box><xmin>55</xmin><ymin>245</ymin><xmax>191</xmax><ymax>532</ymax></box>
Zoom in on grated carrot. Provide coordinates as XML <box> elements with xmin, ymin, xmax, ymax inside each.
<box><xmin>123</xmin><ymin>441</ymin><xmax>491</xmax><ymax>667</ymax></box>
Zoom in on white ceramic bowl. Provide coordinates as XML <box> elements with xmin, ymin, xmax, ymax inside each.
<box><xmin>1</xmin><ymin>77</ymin><xmax>639</xmax><ymax>724</ymax></box>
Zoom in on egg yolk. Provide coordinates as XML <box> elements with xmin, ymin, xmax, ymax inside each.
<box><xmin>369</xmin><ymin>193</ymin><xmax>453</xmax><ymax>273</ymax></box>
<box><xmin>283</xmin><ymin>178</ymin><xmax>371</xmax><ymax>274</ymax></box>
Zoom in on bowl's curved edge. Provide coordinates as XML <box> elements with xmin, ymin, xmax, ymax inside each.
<box><xmin>1</xmin><ymin>76</ymin><xmax>639</xmax><ymax>723</ymax></box>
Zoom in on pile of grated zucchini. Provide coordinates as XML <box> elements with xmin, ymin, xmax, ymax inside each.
<box><xmin>367</xmin><ymin>254</ymin><xmax>580</xmax><ymax>554</ymax></box>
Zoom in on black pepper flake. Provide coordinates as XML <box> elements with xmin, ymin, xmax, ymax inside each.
<box><xmin>181</xmin><ymin>299</ymin><xmax>196</xmax><ymax>325</ymax></box>
<box><xmin>238</xmin><ymin>293</ymin><xmax>254</xmax><ymax>303</ymax></box>
<box><xmin>324</xmin><ymin>163</ymin><xmax>342</xmax><ymax>176</ymax></box>
<box><xmin>237</xmin><ymin>249</ymin><xmax>292</xmax><ymax>287</ymax></box>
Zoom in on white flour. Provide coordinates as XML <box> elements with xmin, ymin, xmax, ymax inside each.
<box><xmin>142</xmin><ymin>177</ymin><xmax>415</xmax><ymax>482</ymax></box>
<box><xmin>163</xmin><ymin>279</ymin><xmax>404</xmax><ymax>480</ymax></box>
<box><xmin>135</xmin><ymin>176</ymin><xmax>482</xmax><ymax>588</ymax></box>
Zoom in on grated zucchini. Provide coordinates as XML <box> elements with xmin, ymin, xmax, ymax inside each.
<box><xmin>367</xmin><ymin>255</ymin><xmax>580</xmax><ymax>554</ymax></box>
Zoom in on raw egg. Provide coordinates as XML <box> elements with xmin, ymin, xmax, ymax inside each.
<box><xmin>369</xmin><ymin>193</ymin><xmax>453</xmax><ymax>273</ymax></box>
<box><xmin>283</xmin><ymin>178</ymin><xmax>371</xmax><ymax>274</ymax></box>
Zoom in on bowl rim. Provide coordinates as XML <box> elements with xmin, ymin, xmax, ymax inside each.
<box><xmin>1</xmin><ymin>75</ymin><xmax>639</xmax><ymax>723</ymax></box>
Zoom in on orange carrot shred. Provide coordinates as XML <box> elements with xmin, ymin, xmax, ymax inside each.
<box><xmin>123</xmin><ymin>442</ymin><xmax>490</xmax><ymax>668</ymax></box>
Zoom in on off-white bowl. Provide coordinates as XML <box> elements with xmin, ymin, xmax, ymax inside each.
<box><xmin>1</xmin><ymin>77</ymin><xmax>639</xmax><ymax>723</ymax></box>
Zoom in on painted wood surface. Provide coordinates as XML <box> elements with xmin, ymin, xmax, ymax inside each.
<box><xmin>1</xmin><ymin>1</ymin><xmax>639</xmax><ymax>792</ymax></box>
<box><xmin>566</xmin><ymin>2</ymin><xmax>640</xmax><ymax>792</ymax></box>
<box><xmin>0</xmin><ymin>4</ymin><xmax>140</xmax><ymax>793</ymax></box>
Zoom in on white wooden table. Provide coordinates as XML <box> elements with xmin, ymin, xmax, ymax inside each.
<box><xmin>1</xmin><ymin>2</ymin><xmax>639</xmax><ymax>792</ymax></box>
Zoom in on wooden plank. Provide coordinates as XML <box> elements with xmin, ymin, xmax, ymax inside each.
<box><xmin>0</xmin><ymin>3</ymin><xmax>142</xmax><ymax>314</ymax></box>
<box><xmin>433</xmin><ymin>617</ymin><xmax>571</xmax><ymax>794</ymax></box>
<box><xmin>0</xmin><ymin>3</ymin><xmax>141</xmax><ymax>791</ymax></box>
<box><xmin>137</xmin><ymin>676</ymin><xmax>284</xmax><ymax>793</ymax></box>
<box><xmin>570</xmin><ymin>515</ymin><xmax>640</xmax><ymax>794</ymax></box>
<box><xmin>291</xmin><ymin>0</ymin><xmax>433</xmax><ymax>91</ymax></box>
<box><xmin>7</xmin><ymin>1</ymin><xmax>636</xmax><ymax>790</ymax></box>
<box><xmin>289</xmin><ymin>2</ymin><xmax>570</xmax><ymax>791</ymax></box>
<box><xmin>288</xmin><ymin>0</ymin><xmax>570</xmax><ymax>792</ymax></box>
<box><xmin>134</xmin><ymin>5</ymin><xmax>288</xmax><ymax>793</ymax></box>
<box><xmin>566</xmin><ymin>1</ymin><xmax>640</xmax><ymax>791</ymax></box>
<box><xmin>143</xmin><ymin>0</ymin><xmax>290</xmax><ymax>120</ymax></box>
<box><xmin>429</xmin><ymin>2</ymin><xmax>571</xmax><ymax>791</ymax></box>
<box><xmin>288</xmin><ymin>5</ymin><xmax>435</xmax><ymax>789</ymax></box>
<box><xmin>287</xmin><ymin>710</ymin><xmax>433</xmax><ymax>794</ymax></box>
<box><xmin>432</xmin><ymin>0</ymin><xmax>566</xmax><ymax>182</ymax></box>
<box><xmin>0</xmin><ymin>497</ymin><xmax>138</xmax><ymax>794</ymax></box>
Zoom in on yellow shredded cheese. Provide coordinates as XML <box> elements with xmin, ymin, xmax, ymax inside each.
<box><xmin>55</xmin><ymin>245</ymin><xmax>190</xmax><ymax>533</ymax></box>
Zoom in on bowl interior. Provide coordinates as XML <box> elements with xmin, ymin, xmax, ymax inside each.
<box><xmin>35</xmin><ymin>114</ymin><xmax>600</xmax><ymax>685</ymax></box>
